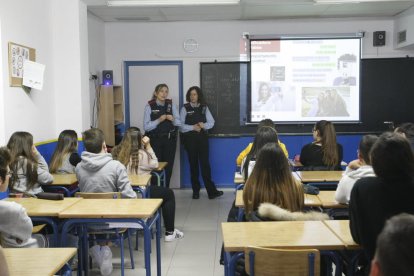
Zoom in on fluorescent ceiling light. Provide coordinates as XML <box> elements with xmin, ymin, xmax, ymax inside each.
<box><xmin>107</xmin><ymin>0</ymin><xmax>240</xmax><ymax>6</ymax></box>
<box><xmin>314</xmin><ymin>0</ymin><xmax>409</xmax><ymax>3</ymax></box>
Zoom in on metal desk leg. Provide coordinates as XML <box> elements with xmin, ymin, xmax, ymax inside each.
<box><xmin>31</xmin><ymin>217</ymin><xmax>58</xmax><ymax>247</ymax></box>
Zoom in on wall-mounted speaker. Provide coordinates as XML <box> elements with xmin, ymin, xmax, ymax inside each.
<box><xmin>102</xmin><ymin>70</ymin><xmax>113</xmax><ymax>85</ymax></box>
<box><xmin>373</xmin><ymin>31</ymin><xmax>386</xmax><ymax>47</ymax></box>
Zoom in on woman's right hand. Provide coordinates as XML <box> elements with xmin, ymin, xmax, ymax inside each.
<box><xmin>158</xmin><ymin>115</ymin><xmax>167</xmax><ymax>122</ymax></box>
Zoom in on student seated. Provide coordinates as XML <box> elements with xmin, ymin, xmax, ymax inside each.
<box><xmin>350</xmin><ymin>132</ymin><xmax>414</xmax><ymax>265</ymax></box>
<box><xmin>0</xmin><ymin>147</ymin><xmax>40</xmax><ymax>248</ymax></box>
<box><xmin>394</xmin><ymin>122</ymin><xmax>414</xmax><ymax>150</ymax></box>
<box><xmin>7</xmin><ymin>131</ymin><xmax>53</xmax><ymax>196</ymax></box>
<box><xmin>236</xmin><ymin>119</ymin><xmax>288</xmax><ymax>167</ymax></box>
<box><xmin>111</xmin><ymin>127</ymin><xmax>184</xmax><ymax>242</ymax></box>
<box><xmin>370</xmin><ymin>213</ymin><xmax>414</xmax><ymax>276</ymax></box>
<box><xmin>300</xmin><ymin>120</ymin><xmax>343</xmax><ymax>170</ymax></box>
<box><xmin>49</xmin><ymin>129</ymin><xmax>81</xmax><ymax>174</ymax></box>
<box><xmin>335</xmin><ymin>135</ymin><xmax>378</xmax><ymax>204</ymax></box>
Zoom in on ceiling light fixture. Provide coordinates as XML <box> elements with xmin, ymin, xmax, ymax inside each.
<box><xmin>314</xmin><ymin>0</ymin><xmax>408</xmax><ymax>3</ymax></box>
<box><xmin>107</xmin><ymin>0</ymin><xmax>240</xmax><ymax>7</ymax></box>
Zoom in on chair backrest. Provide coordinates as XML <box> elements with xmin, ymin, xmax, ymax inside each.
<box><xmin>75</xmin><ymin>192</ymin><xmax>122</xmax><ymax>199</ymax></box>
<box><xmin>245</xmin><ymin>246</ymin><xmax>320</xmax><ymax>276</ymax></box>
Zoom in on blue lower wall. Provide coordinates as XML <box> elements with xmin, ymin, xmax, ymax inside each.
<box><xmin>34</xmin><ymin>135</ymin><xmax>362</xmax><ymax>189</ymax></box>
<box><xmin>181</xmin><ymin>134</ymin><xmax>363</xmax><ymax>188</ymax></box>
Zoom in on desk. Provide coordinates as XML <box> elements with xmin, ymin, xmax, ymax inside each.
<box><xmin>43</xmin><ymin>174</ymin><xmax>79</xmax><ymax>196</ymax></box>
<box><xmin>222</xmin><ymin>221</ymin><xmax>344</xmax><ymax>276</ymax></box>
<box><xmin>151</xmin><ymin>162</ymin><xmax>167</xmax><ymax>187</ymax></box>
<box><xmin>3</xmin><ymin>247</ymin><xmax>77</xmax><ymax>276</ymax></box>
<box><xmin>6</xmin><ymin>197</ymin><xmax>82</xmax><ymax>246</ymax></box>
<box><xmin>323</xmin><ymin>220</ymin><xmax>360</xmax><ymax>250</ymax></box>
<box><xmin>129</xmin><ymin>174</ymin><xmax>152</xmax><ymax>197</ymax></box>
<box><xmin>317</xmin><ymin>191</ymin><xmax>348</xmax><ymax>209</ymax></box>
<box><xmin>295</xmin><ymin>171</ymin><xmax>343</xmax><ymax>183</ymax></box>
<box><xmin>59</xmin><ymin>199</ymin><xmax>163</xmax><ymax>276</ymax></box>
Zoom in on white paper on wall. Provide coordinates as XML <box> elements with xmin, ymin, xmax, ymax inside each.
<box><xmin>23</xmin><ymin>60</ymin><xmax>45</xmax><ymax>90</ymax></box>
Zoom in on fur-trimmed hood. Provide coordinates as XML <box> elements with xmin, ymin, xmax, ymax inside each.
<box><xmin>258</xmin><ymin>203</ymin><xmax>329</xmax><ymax>221</ymax></box>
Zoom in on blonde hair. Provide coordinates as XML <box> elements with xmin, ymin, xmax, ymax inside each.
<box><xmin>49</xmin><ymin>130</ymin><xmax>78</xmax><ymax>173</ymax></box>
<box><xmin>243</xmin><ymin>143</ymin><xmax>304</xmax><ymax>217</ymax></box>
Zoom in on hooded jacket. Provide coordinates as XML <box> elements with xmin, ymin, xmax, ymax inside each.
<box><xmin>335</xmin><ymin>165</ymin><xmax>375</xmax><ymax>204</ymax></box>
<box><xmin>76</xmin><ymin>152</ymin><xmax>136</xmax><ymax>198</ymax></box>
<box><xmin>0</xmin><ymin>201</ymin><xmax>38</xmax><ymax>248</ymax></box>
<box><xmin>258</xmin><ymin>202</ymin><xmax>329</xmax><ymax>221</ymax></box>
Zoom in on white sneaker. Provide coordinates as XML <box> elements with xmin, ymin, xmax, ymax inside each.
<box><xmin>165</xmin><ymin>229</ymin><xmax>184</xmax><ymax>242</ymax></box>
<box><xmin>100</xmin><ymin>246</ymin><xmax>113</xmax><ymax>276</ymax></box>
<box><xmin>90</xmin><ymin>245</ymin><xmax>103</xmax><ymax>267</ymax></box>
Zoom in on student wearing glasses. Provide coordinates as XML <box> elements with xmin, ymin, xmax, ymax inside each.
<box><xmin>299</xmin><ymin>120</ymin><xmax>343</xmax><ymax>170</ymax></box>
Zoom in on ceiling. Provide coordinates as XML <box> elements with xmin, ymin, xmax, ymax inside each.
<box><xmin>84</xmin><ymin>0</ymin><xmax>414</xmax><ymax>22</ymax></box>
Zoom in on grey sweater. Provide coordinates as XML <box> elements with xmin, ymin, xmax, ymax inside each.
<box><xmin>0</xmin><ymin>201</ymin><xmax>37</xmax><ymax>248</ymax></box>
<box><xmin>76</xmin><ymin>152</ymin><xmax>137</xmax><ymax>199</ymax></box>
<box><xmin>11</xmin><ymin>152</ymin><xmax>53</xmax><ymax>195</ymax></box>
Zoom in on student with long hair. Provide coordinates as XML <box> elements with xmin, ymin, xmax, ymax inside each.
<box><xmin>236</xmin><ymin>119</ymin><xmax>288</xmax><ymax>167</ymax></box>
<box><xmin>350</xmin><ymin>132</ymin><xmax>414</xmax><ymax>265</ymax></box>
<box><xmin>335</xmin><ymin>135</ymin><xmax>378</xmax><ymax>204</ymax></box>
<box><xmin>143</xmin><ymin>84</ymin><xmax>181</xmax><ymax>188</ymax></box>
<box><xmin>7</xmin><ymin>131</ymin><xmax>53</xmax><ymax>195</ymax></box>
<box><xmin>112</xmin><ymin>127</ymin><xmax>184</xmax><ymax>242</ymax></box>
<box><xmin>180</xmin><ymin>86</ymin><xmax>222</xmax><ymax>199</ymax></box>
<box><xmin>241</xmin><ymin>126</ymin><xmax>280</xmax><ymax>180</ymax></box>
<box><xmin>243</xmin><ymin>143</ymin><xmax>304</xmax><ymax>218</ymax></box>
<box><xmin>49</xmin><ymin>130</ymin><xmax>80</xmax><ymax>174</ymax></box>
<box><xmin>300</xmin><ymin>120</ymin><xmax>343</xmax><ymax>170</ymax></box>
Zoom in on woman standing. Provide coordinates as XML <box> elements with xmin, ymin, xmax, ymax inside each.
<box><xmin>300</xmin><ymin>120</ymin><xmax>343</xmax><ymax>170</ymax></box>
<box><xmin>180</xmin><ymin>86</ymin><xmax>223</xmax><ymax>199</ymax></box>
<box><xmin>143</xmin><ymin>84</ymin><xmax>181</xmax><ymax>188</ymax></box>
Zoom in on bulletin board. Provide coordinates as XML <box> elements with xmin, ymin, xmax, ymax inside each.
<box><xmin>8</xmin><ymin>42</ymin><xmax>36</xmax><ymax>87</ymax></box>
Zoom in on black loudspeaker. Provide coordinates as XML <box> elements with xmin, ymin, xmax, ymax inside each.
<box><xmin>373</xmin><ymin>31</ymin><xmax>386</xmax><ymax>47</ymax></box>
<box><xmin>102</xmin><ymin>70</ymin><xmax>113</xmax><ymax>85</ymax></box>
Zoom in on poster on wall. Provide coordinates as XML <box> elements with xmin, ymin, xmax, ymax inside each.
<box><xmin>8</xmin><ymin>42</ymin><xmax>36</xmax><ymax>87</ymax></box>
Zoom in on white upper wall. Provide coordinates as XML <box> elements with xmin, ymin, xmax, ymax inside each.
<box><xmin>0</xmin><ymin>0</ymin><xmax>90</xmax><ymax>143</ymax></box>
<box><xmin>103</xmin><ymin>18</ymin><xmax>414</xmax><ymax>93</ymax></box>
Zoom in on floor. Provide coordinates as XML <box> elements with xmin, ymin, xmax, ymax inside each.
<box><xmin>84</xmin><ymin>188</ymin><xmax>234</xmax><ymax>276</ymax></box>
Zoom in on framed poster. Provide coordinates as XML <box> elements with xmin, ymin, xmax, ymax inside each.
<box><xmin>8</xmin><ymin>42</ymin><xmax>36</xmax><ymax>87</ymax></box>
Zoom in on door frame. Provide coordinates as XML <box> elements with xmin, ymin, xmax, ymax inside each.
<box><xmin>123</xmin><ymin>60</ymin><xmax>184</xmax><ymax>128</ymax></box>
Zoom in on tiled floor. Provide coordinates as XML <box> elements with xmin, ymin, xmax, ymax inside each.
<box><xmin>84</xmin><ymin>188</ymin><xmax>234</xmax><ymax>276</ymax></box>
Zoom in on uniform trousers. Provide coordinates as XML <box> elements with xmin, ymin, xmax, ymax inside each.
<box><xmin>182</xmin><ymin>131</ymin><xmax>218</xmax><ymax>196</ymax></box>
<box><xmin>149</xmin><ymin>185</ymin><xmax>175</xmax><ymax>232</ymax></box>
<box><xmin>150</xmin><ymin>135</ymin><xmax>176</xmax><ymax>188</ymax></box>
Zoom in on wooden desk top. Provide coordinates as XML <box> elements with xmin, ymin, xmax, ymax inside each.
<box><xmin>323</xmin><ymin>220</ymin><xmax>361</xmax><ymax>250</ymax></box>
<box><xmin>222</xmin><ymin>221</ymin><xmax>344</xmax><ymax>252</ymax></box>
<box><xmin>58</xmin><ymin>198</ymin><xmax>162</xmax><ymax>219</ymax></box>
<box><xmin>128</xmin><ymin>174</ymin><xmax>151</xmax><ymax>186</ymax></box>
<box><xmin>234</xmin><ymin>172</ymin><xmax>244</xmax><ymax>184</ymax></box>
<box><xmin>317</xmin><ymin>191</ymin><xmax>348</xmax><ymax>209</ymax></box>
<box><xmin>6</xmin><ymin>197</ymin><xmax>82</xmax><ymax>216</ymax></box>
<box><xmin>51</xmin><ymin>174</ymin><xmax>78</xmax><ymax>185</ymax></box>
<box><xmin>295</xmin><ymin>171</ymin><xmax>343</xmax><ymax>183</ymax></box>
<box><xmin>3</xmin><ymin>247</ymin><xmax>77</xmax><ymax>276</ymax></box>
<box><xmin>234</xmin><ymin>190</ymin><xmax>322</xmax><ymax>208</ymax></box>
<box><xmin>155</xmin><ymin>161</ymin><xmax>168</xmax><ymax>171</ymax></box>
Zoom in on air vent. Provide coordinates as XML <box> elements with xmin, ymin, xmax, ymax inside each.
<box><xmin>398</xmin><ymin>30</ymin><xmax>406</xmax><ymax>44</ymax></box>
<box><xmin>115</xmin><ymin>17</ymin><xmax>150</xmax><ymax>21</ymax></box>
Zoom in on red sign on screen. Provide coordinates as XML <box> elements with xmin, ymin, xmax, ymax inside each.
<box><xmin>251</xmin><ymin>40</ymin><xmax>280</xmax><ymax>52</ymax></box>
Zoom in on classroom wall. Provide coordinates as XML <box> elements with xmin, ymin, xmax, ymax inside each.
<box><xmin>87</xmin><ymin>12</ymin><xmax>106</xmax><ymax>127</ymax></box>
<box><xmin>0</xmin><ymin>0</ymin><xmax>90</xmax><ymax>144</ymax></box>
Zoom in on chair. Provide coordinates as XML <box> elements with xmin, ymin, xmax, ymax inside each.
<box><xmin>75</xmin><ymin>192</ymin><xmax>135</xmax><ymax>276</ymax></box>
<box><xmin>245</xmin><ymin>246</ymin><xmax>320</xmax><ymax>276</ymax></box>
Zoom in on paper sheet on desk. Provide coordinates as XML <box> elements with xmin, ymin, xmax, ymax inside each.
<box><xmin>23</xmin><ymin>60</ymin><xmax>45</xmax><ymax>90</ymax></box>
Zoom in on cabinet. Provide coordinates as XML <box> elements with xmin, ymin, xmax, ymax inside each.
<box><xmin>97</xmin><ymin>85</ymin><xmax>124</xmax><ymax>147</ymax></box>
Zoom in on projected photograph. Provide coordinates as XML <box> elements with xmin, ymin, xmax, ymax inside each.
<box><xmin>250</xmin><ymin>37</ymin><xmax>361</xmax><ymax>122</ymax></box>
<box><xmin>252</xmin><ymin>82</ymin><xmax>296</xmax><ymax>112</ymax></box>
<box><xmin>302</xmin><ymin>87</ymin><xmax>350</xmax><ymax>117</ymax></box>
